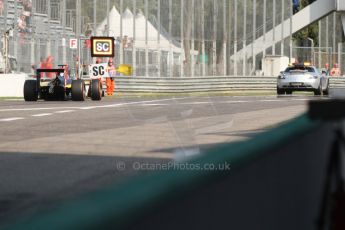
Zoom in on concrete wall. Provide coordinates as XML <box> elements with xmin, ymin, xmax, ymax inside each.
<box><xmin>0</xmin><ymin>74</ymin><xmax>28</xmax><ymax>97</ymax></box>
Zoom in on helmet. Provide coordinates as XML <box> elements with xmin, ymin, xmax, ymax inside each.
<box><xmin>334</xmin><ymin>63</ymin><xmax>338</xmax><ymax>68</ymax></box>
<box><xmin>96</xmin><ymin>58</ymin><xmax>102</xmax><ymax>64</ymax></box>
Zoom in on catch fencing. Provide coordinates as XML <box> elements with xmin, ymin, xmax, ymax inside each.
<box><xmin>0</xmin><ymin>0</ymin><xmax>344</xmax><ymax>79</ymax></box>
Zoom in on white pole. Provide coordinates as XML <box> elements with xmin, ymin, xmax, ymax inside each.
<box><xmin>93</xmin><ymin>0</ymin><xmax>96</xmax><ymax>33</ymax></box>
<box><xmin>76</xmin><ymin>0</ymin><xmax>81</xmax><ymax>76</ymax></box>
<box><xmin>191</xmin><ymin>0</ymin><xmax>194</xmax><ymax>78</ymax></box>
<box><xmin>120</xmin><ymin>0</ymin><xmax>123</xmax><ymax>64</ymax></box>
<box><xmin>338</xmin><ymin>43</ymin><xmax>342</xmax><ymax>74</ymax></box>
<box><xmin>169</xmin><ymin>0</ymin><xmax>173</xmax><ymax>77</ymax></box>
<box><xmin>242</xmin><ymin>0</ymin><xmax>247</xmax><ymax>76</ymax></box>
<box><xmin>13</xmin><ymin>0</ymin><xmax>18</xmax><ymax>65</ymax></box>
<box><xmin>180</xmin><ymin>0</ymin><xmax>184</xmax><ymax>77</ymax></box>
<box><xmin>318</xmin><ymin>20</ymin><xmax>322</xmax><ymax>68</ymax></box>
<box><xmin>289</xmin><ymin>0</ymin><xmax>293</xmax><ymax>63</ymax></box>
<box><xmin>228</xmin><ymin>0</ymin><xmax>232</xmax><ymax>76</ymax></box>
<box><xmin>326</xmin><ymin>16</ymin><xmax>330</xmax><ymax>66</ymax></box>
<box><xmin>145</xmin><ymin>0</ymin><xmax>149</xmax><ymax>77</ymax></box>
<box><xmin>252</xmin><ymin>0</ymin><xmax>256</xmax><ymax>73</ymax></box>
<box><xmin>263</xmin><ymin>0</ymin><xmax>266</xmax><ymax>58</ymax></box>
<box><xmin>333</xmin><ymin>12</ymin><xmax>336</xmax><ymax>61</ymax></box>
<box><xmin>234</xmin><ymin>0</ymin><xmax>237</xmax><ymax>76</ymax></box>
<box><xmin>272</xmin><ymin>0</ymin><xmax>276</xmax><ymax>55</ymax></box>
<box><xmin>281</xmin><ymin>0</ymin><xmax>284</xmax><ymax>56</ymax></box>
<box><xmin>212</xmin><ymin>0</ymin><xmax>217</xmax><ymax>76</ymax></box>
<box><xmin>201</xmin><ymin>0</ymin><xmax>205</xmax><ymax>77</ymax></box>
<box><xmin>107</xmin><ymin>0</ymin><xmax>110</xmax><ymax>36</ymax></box>
<box><xmin>62</xmin><ymin>0</ymin><xmax>66</xmax><ymax>64</ymax></box>
<box><xmin>223</xmin><ymin>0</ymin><xmax>226</xmax><ymax>76</ymax></box>
<box><xmin>157</xmin><ymin>0</ymin><xmax>161</xmax><ymax>78</ymax></box>
<box><xmin>133</xmin><ymin>0</ymin><xmax>136</xmax><ymax>77</ymax></box>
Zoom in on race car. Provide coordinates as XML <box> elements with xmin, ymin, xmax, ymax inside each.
<box><xmin>23</xmin><ymin>68</ymin><xmax>102</xmax><ymax>101</ymax></box>
<box><xmin>277</xmin><ymin>63</ymin><xmax>329</xmax><ymax>96</ymax></box>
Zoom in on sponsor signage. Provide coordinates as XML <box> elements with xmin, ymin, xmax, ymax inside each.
<box><xmin>90</xmin><ymin>37</ymin><xmax>115</xmax><ymax>57</ymax></box>
<box><xmin>69</xmin><ymin>39</ymin><xmax>78</xmax><ymax>49</ymax></box>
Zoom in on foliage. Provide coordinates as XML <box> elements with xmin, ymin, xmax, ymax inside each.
<box><xmin>293</xmin><ymin>0</ymin><xmax>319</xmax><ymax>46</ymax></box>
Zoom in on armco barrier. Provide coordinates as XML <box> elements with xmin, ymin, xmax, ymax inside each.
<box><xmin>115</xmin><ymin>76</ymin><xmax>345</xmax><ymax>93</ymax></box>
<box><xmin>114</xmin><ymin>76</ymin><xmax>277</xmax><ymax>93</ymax></box>
<box><xmin>0</xmin><ymin>74</ymin><xmax>28</xmax><ymax>97</ymax></box>
<box><xmin>329</xmin><ymin>76</ymin><xmax>345</xmax><ymax>88</ymax></box>
<box><xmin>5</xmin><ymin>102</ymin><xmax>345</xmax><ymax>230</ymax></box>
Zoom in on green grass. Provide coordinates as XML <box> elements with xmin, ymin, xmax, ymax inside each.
<box><xmin>0</xmin><ymin>97</ymin><xmax>23</xmax><ymax>100</ymax></box>
<box><xmin>113</xmin><ymin>90</ymin><xmax>277</xmax><ymax>98</ymax></box>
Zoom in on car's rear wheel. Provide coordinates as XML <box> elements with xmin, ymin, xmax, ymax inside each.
<box><xmin>24</xmin><ymin>80</ymin><xmax>38</xmax><ymax>101</ymax></box>
<box><xmin>277</xmin><ymin>88</ymin><xmax>285</xmax><ymax>95</ymax></box>
<box><xmin>91</xmin><ymin>79</ymin><xmax>101</xmax><ymax>101</ymax></box>
<box><xmin>71</xmin><ymin>79</ymin><xmax>85</xmax><ymax>101</ymax></box>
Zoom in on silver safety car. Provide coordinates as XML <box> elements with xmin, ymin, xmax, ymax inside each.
<box><xmin>277</xmin><ymin>63</ymin><xmax>329</xmax><ymax>96</ymax></box>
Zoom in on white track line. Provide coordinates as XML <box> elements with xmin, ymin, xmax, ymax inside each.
<box><xmin>0</xmin><ymin>117</ymin><xmax>25</xmax><ymax>122</ymax></box>
<box><xmin>54</xmin><ymin>110</ymin><xmax>75</xmax><ymax>114</ymax></box>
<box><xmin>31</xmin><ymin>113</ymin><xmax>53</xmax><ymax>117</ymax></box>
<box><xmin>181</xmin><ymin>102</ymin><xmax>211</xmax><ymax>105</ymax></box>
<box><xmin>0</xmin><ymin>97</ymin><xmax>189</xmax><ymax>112</ymax></box>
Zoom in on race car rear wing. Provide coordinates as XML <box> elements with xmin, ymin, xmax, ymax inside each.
<box><xmin>36</xmin><ymin>68</ymin><xmax>64</xmax><ymax>92</ymax></box>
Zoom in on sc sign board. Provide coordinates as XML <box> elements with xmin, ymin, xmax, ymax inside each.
<box><xmin>89</xmin><ymin>63</ymin><xmax>109</xmax><ymax>79</ymax></box>
<box><xmin>90</xmin><ymin>37</ymin><xmax>114</xmax><ymax>57</ymax></box>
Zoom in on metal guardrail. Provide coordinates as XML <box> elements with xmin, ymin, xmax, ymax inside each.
<box><xmin>114</xmin><ymin>76</ymin><xmax>278</xmax><ymax>93</ymax></box>
<box><xmin>113</xmin><ymin>76</ymin><xmax>345</xmax><ymax>93</ymax></box>
<box><xmin>329</xmin><ymin>77</ymin><xmax>345</xmax><ymax>88</ymax></box>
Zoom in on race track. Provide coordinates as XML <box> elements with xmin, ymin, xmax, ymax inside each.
<box><xmin>0</xmin><ymin>94</ymin><xmax>317</xmax><ymax>226</ymax></box>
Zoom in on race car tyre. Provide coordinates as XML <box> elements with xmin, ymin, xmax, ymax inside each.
<box><xmin>71</xmin><ymin>79</ymin><xmax>85</xmax><ymax>101</ymax></box>
<box><xmin>277</xmin><ymin>88</ymin><xmax>285</xmax><ymax>95</ymax></box>
<box><xmin>24</xmin><ymin>80</ymin><xmax>38</xmax><ymax>101</ymax></box>
<box><xmin>91</xmin><ymin>79</ymin><xmax>101</xmax><ymax>101</ymax></box>
<box><xmin>314</xmin><ymin>84</ymin><xmax>322</xmax><ymax>96</ymax></box>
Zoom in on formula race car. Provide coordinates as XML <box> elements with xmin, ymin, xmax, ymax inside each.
<box><xmin>24</xmin><ymin>68</ymin><xmax>102</xmax><ymax>101</ymax></box>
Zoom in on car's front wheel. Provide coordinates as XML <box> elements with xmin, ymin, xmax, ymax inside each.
<box><xmin>314</xmin><ymin>84</ymin><xmax>322</xmax><ymax>96</ymax></box>
<box><xmin>323</xmin><ymin>83</ymin><xmax>329</xmax><ymax>96</ymax></box>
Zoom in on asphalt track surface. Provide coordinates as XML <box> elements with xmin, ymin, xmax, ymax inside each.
<box><xmin>0</xmin><ymin>94</ymin><xmax>321</xmax><ymax>226</ymax></box>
